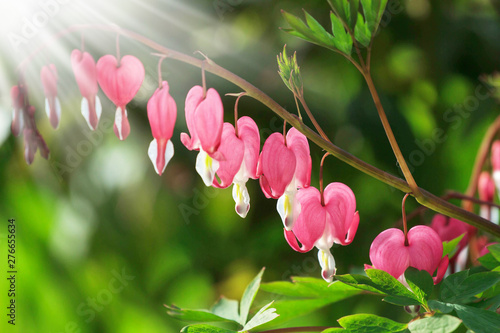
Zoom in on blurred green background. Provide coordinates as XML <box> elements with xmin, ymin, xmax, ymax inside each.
<box><xmin>0</xmin><ymin>0</ymin><xmax>499</xmax><ymax>332</ymax></box>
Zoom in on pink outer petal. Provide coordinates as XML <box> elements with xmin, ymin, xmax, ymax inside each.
<box><xmin>96</xmin><ymin>54</ymin><xmax>145</xmax><ymax>108</ymax></box>
<box><xmin>430</xmin><ymin>214</ymin><xmax>469</xmax><ymax>250</ymax></box>
<box><xmin>286</xmin><ymin>127</ymin><xmax>311</xmax><ymax>188</ymax></box>
<box><xmin>213</xmin><ymin>123</ymin><xmax>244</xmax><ymax>188</ymax></box>
<box><xmin>323</xmin><ymin>182</ymin><xmax>358</xmax><ymax>245</ymax></box>
<box><xmin>369</xmin><ymin>228</ymin><xmax>410</xmax><ymax>279</ymax></box>
<box><xmin>181</xmin><ymin>85</ymin><xmax>204</xmax><ymax>150</ymax></box>
<box><xmin>257</xmin><ymin>133</ymin><xmax>296</xmax><ymax>199</ymax></box>
<box><xmin>195</xmin><ymin>88</ymin><xmax>224</xmax><ymax>155</ymax></box>
<box><xmin>237</xmin><ymin>116</ymin><xmax>260</xmax><ymax>179</ymax></box>
<box><xmin>492</xmin><ymin>140</ymin><xmax>500</xmax><ymax>171</ymax></box>
<box><xmin>433</xmin><ymin>255</ymin><xmax>449</xmax><ymax>284</ymax></box>
<box><xmin>41</xmin><ymin>64</ymin><xmax>58</xmax><ymax>98</ymax></box>
<box><xmin>113</xmin><ymin>108</ymin><xmax>130</xmax><ymax>141</ymax></box>
<box><xmin>287</xmin><ymin>187</ymin><xmax>327</xmax><ymax>252</ymax></box>
<box><xmin>147</xmin><ymin>81</ymin><xmax>177</xmax><ymax>140</ymax></box>
<box><xmin>71</xmin><ymin>49</ymin><xmax>98</xmax><ymax>98</ymax></box>
<box><xmin>407</xmin><ymin>225</ymin><xmax>443</xmax><ymax>275</ymax></box>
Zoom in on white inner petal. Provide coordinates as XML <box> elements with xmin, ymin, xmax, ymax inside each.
<box><xmin>317</xmin><ymin>248</ymin><xmax>336</xmax><ymax>282</ymax></box>
<box><xmin>232</xmin><ymin>181</ymin><xmax>250</xmax><ymax>218</ymax></box>
<box><xmin>195</xmin><ymin>149</ymin><xmax>220</xmax><ymax>186</ymax></box>
<box><xmin>277</xmin><ymin>188</ymin><xmax>299</xmax><ymax>231</ymax></box>
<box><xmin>115</xmin><ymin>107</ymin><xmax>123</xmax><ymax>140</ymax></box>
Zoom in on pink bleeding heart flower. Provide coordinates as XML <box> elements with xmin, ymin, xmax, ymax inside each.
<box><xmin>41</xmin><ymin>64</ymin><xmax>61</xmax><ymax>129</ymax></box>
<box><xmin>368</xmin><ymin>226</ymin><xmax>449</xmax><ymax>284</ymax></box>
<box><xmin>257</xmin><ymin>127</ymin><xmax>311</xmax><ymax>230</ymax></box>
<box><xmin>478</xmin><ymin>171</ymin><xmax>498</xmax><ymax>223</ymax></box>
<box><xmin>71</xmin><ymin>49</ymin><xmax>102</xmax><ymax>130</ymax></box>
<box><xmin>492</xmin><ymin>141</ymin><xmax>500</xmax><ymax>197</ymax></box>
<box><xmin>284</xmin><ymin>183</ymin><xmax>359</xmax><ymax>282</ymax></box>
<box><xmin>478</xmin><ymin>241</ymin><xmax>499</xmax><ymax>257</ymax></box>
<box><xmin>212</xmin><ymin>116</ymin><xmax>260</xmax><ymax>217</ymax></box>
<box><xmin>147</xmin><ymin>81</ymin><xmax>177</xmax><ymax>176</ymax></box>
<box><xmin>96</xmin><ymin>54</ymin><xmax>145</xmax><ymax>140</ymax></box>
<box><xmin>180</xmin><ymin>86</ymin><xmax>225</xmax><ymax>186</ymax></box>
<box><xmin>11</xmin><ymin>85</ymin><xmax>25</xmax><ymax>137</ymax></box>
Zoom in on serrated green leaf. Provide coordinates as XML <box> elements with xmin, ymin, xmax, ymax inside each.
<box><xmin>488</xmin><ymin>243</ymin><xmax>500</xmax><ymax>262</ymax></box>
<box><xmin>165</xmin><ymin>305</ymin><xmax>237</xmax><ymax>324</ymax></box>
<box><xmin>454</xmin><ymin>304</ymin><xmax>500</xmax><ymax>333</ymax></box>
<box><xmin>181</xmin><ymin>324</ymin><xmax>237</xmax><ymax>333</ymax></box>
<box><xmin>303</xmin><ymin>10</ymin><xmax>335</xmax><ymax>46</ymax></box>
<box><xmin>335</xmin><ymin>273</ymin><xmax>387</xmax><ymax>294</ymax></box>
<box><xmin>239</xmin><ymin>267</ymin><xmax>265</xmax><ymax>325</ymax></box>
<box><xmin>240</xmin><ymin>301</ymin><xmax>278</xmax><ymax>331</ymax></box>
<box><xmin>478</xmin><ymin>252</ymin><xmax>500</xmax><ymax>270</ymax></box>
<box><xmin>330</xmin><ymin>12</ymin><xmax>353</xmax><ymax>54</ymax></box>
<box><xmin>440</xmin><ymin>270</ymin><xmax>500</xmax><ymax>303</ymax></box>
<box><xmin>366</xmin><ymin>269</ymin><xmax>421</xmax><ymax>302</ymax></box>
<box><xmin>382</xmin><ymin>295</ymin><xmax>422</xmax><ymax>307</ymax></box>
<box><xmin>408</xmin><ymin>314</ymin><xmax>461</xmax><ymax>333</ymax></box>
<box><xmin>428</xmin><ymin>300</ymin><xmax>455</xmax><ymax>313</ymax></box>
<box><xmin>354</xmin><ymin>12</ymin><xmax>371</xmax><ymax>47</ymax></box>
<box><xmin>338</xmin><ymin>314</ymin><xmax>408</xmax><ymax>332</ymax></box>
<box><xmin>322</xmin><ymin>328</ymin><xmax>347</xmax><ymax>333</ymax></box>
<box><xmin>328</xmin><ymin>0</ymin><xmax>358</xmax><ymax>31</ymax></box>
<box><xmin>211</xmin><ymin>297</ymin><xmax>240</xmax><ymax>323</ymax></box>
<box><xmin>405</xmin><ymin>267</ymin><xmax>433</xmax><ymax>305</ymax></box>
<box><xmin>442</xmin><ymin>234</ymin><xmax>465</xmax><ymax>259</ymax></box>
<box><xmin>281</xmin><ymin>28</ymin><xmax>309</xmax><ymax>41</ymax></box>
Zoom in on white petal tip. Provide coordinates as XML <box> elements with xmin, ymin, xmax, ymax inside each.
<box><xmin>195</xmin><ymin>150</ymin><xmax>220</xmax><ymax>186</ymax></box>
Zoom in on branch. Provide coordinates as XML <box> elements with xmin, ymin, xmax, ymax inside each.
<box><xmin>16</xmin><ymin>24</ymin><xmax>500</xmax><ymax>237</ymax></box>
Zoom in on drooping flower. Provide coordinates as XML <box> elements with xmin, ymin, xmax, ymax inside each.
<box><xmin>478</xmin><ymin>171</ymin><xmax>498</xmax><ymax>223</ymax></box>
<box><xmin>180</xmin><ymin>86</ymin><xmax>224</xmax><ymax>186</ymax></box>
<box><xmin>257</xmin><ymin>127</ymin><xmax>311</xmax><ymax>229</ymax></box>
<box><xmin>284</xmin><ymin>183</ymin><xmax>359</xmax><ymax>282</ymax></box>
<box><xmin>368</xmin><ymin>226</ymin><xmax>449</xmax><ymax>284</ymax></box>
<box><xmin>11</xmin><ymin>85</ymin><xmax>25</xmax><ymax>137</ymax></box>
<box><xmin>212</xmin><ymin>117</ymin><xmax>260</xmax><ymax>217</ymax></box>
<box><xmin>430</xmin><ymin>214</ymin><xmax>469</xmax><ymax>254</ymax></box>
<box><xmin>96</xmin><ymin>54</ymin><xmax>145</xmax><ymax>140</ymax></box>
<box><xmin>147</xmin><ymin>81</ymin><xmax>177</xmax><ymax>175</ymax></box>
<box><xmin>41</xmin><ymin>64</ymin><xmax>61</xmax><ymax>129</ymax></box>
<box><xmin>492</xmin><ymin>140</ymin><xmax>500</xmax><ymax>196</ymax></box>
<box><xmin>71</xmin><ymin>49</ymin><xmax>102</xmax><ymax>130</ymax></box>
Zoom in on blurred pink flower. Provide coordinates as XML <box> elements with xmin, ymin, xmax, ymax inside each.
<box><xmin>71</xmin><ymin>49</ymin><xmax>102</xmax><ymax>130</ymax></box>
<box><xmin>10</xmin><ymin>85</ymin><xmax>25</xmax><ymax>137</ymax></box>
<box><xmin>41</xmin><ymin>64</ymin><xmax>61</xmax><ymax>129</ymax></box>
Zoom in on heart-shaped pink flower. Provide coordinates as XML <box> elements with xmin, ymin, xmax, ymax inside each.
<box><xmin>71</xmin><ymin>49</ymin><xmax>102</xmax><ymax>130</ymax></box>
<box><xmin>96</xmin><ymin>54</ymin><xmax>145</xmax><ymax>140</ymax></box>
<box><xmin>369</xmin><ymin>226</ymin><xmax>449</xmax><ymax>284</ymax></box>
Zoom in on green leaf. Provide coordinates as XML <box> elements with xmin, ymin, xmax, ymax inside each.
<box><xmin>489</xmin><ymin>243</ymin><xmax>500</xmax><ymax>262</ymax></box>
<box><xmin>335</xmin><ymin>273</ymin><xmax>387</xmax><ymax>294</ymax></box>
<box><xmin>165</xmin><ymin>305</ymin><xmax>237</xmax><ymax>324</ymax></box>
<box><xmin>454</xmin><ymin>304</ymin><xmax>500</xmax><ymax>333</ymax></box>
<box><xmin>303</xmin><ymin>10</ymin><xmax>335</xmax><ymax>46</ymax></box>
<box><xmin>478</xmin><ymin>252</ymin><xmax>500</xmax><ymax>270</ymax></box>
<box><xmin>428</xmin><ymin>300</ymin><xmax>455</xmax><ymax>314</ymax></box>
<box><xmin>258</xmin><ymin>279</ymin><xmax>360</xmax><ymax>329</ymax></box>
<box><xmin>408</xmin><ymin>314</ymin><xmax>461</xmax><ymax>333</ymax></box>
<box><xmin>366</xmin><ymin>269</ymin><xmax>420</xmax><ymax>302</ymax></box>
<box><xmin>328</xmin><ymin>0</ymin><xmax>359</xmax><ymax>31</ymax></box>
<box><xmin>211</xmin><ymin>297</ymin><xmax>240</xmax><ymax>323</ymax></box>
<box><xmin>240</xmin><ymin>301</ymin><xmax>278</xmax><ymax>331</ymax></box>
<box><xmin>382</xmin><ymin>295</ymin><xmax>422</xmax><ymax>307</ymax></box>
<box><xmin>354</xmin><ymin>12</ymin><xmax>371</xmax><ymax>47</ymax></box>
<box><xmin>322</xmin><ymin>329</ymin><xmax>346</xmax><ymax>333</ymax></box>
<box><xmin>239</xmin><ymin>267</ymin><xmax>265</xmax><ymax>325</ymax></box>
<box><xmin>281</xmin><ymin>10</ymin><xmax>336</xmax><ymax>51</ymax></box>
<box><xmin>181</xmin><ymin>324</ymin><xmax>237</xmax><ymax>333</ymax></box>
<box><xmin>442</xmin><ymin>234</ymin><xmax>465</xmax><ymax>259</ymax></box>
<box><xmin>440</xmin><ymin>270</ymin><xmax>500</xmax><ymax>303</ymax></box>
<box><xmin>330</xmin><ymin>12</ymin><xmax>353</xmax><ymax>54</ymax></box>
<box><xmin>405</xmin><ymin>267</ymin><xmax>434</xmax><ymax>305</ymax></box>
<box><xmin>338</xmin><ymin>314</ymin><xmax>408</xmax><ymax>332</ymax></box>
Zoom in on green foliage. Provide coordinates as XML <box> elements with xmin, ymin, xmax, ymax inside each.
<box><xmin>281</xmin><ymin>0</ymin><xmax>390</xmax><ymax>54</ymax></box>
<box><xmin>337</xmin><ymin>314</ymin><xmax>408</xmax><ymax>332</ymax></box>
<box><xmin>258</xmin><ymin>277</ymin><xmax>361</xmax><ymax>329</ymax></box>
<box><xmin>441</xmin><ymin>234</ymin><xmax>465</xmax><ymax>259</ymax></box>
<box><xmin>166</xmin><ymin>269</ymin><xmax>278</xmax><ymax>332</ymax></box>
<box><xmin>404</xmin><ymin>268</ymin><xmax>433</xmax><ymax>308</ymax></box>
<box><xmin>407</xmin><ymin>314</ymin><xmax>461</xmax><ymax>333</ymax></box>
<box><xmin>440</xmin><ymin>270</ymin><xmax>500</xmax><ymax>303</ymax></box>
